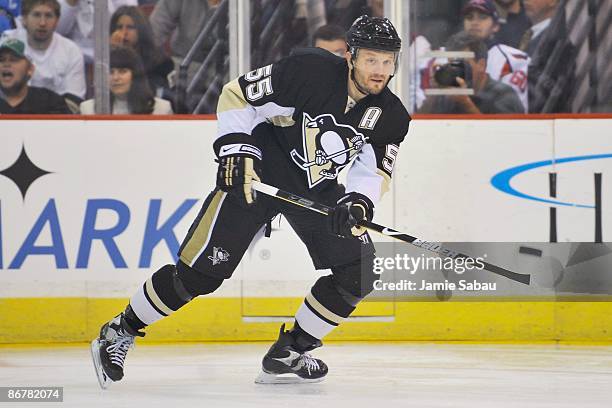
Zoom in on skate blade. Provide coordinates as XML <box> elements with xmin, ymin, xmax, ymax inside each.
<box><xmin>254</xmin><ymin>371</ymin><xmax>325</xmax><ymax>384</ymax></box>
<box><xmin>90</xmin><ymin>339</ymin><xmax>113</xmax><ymax>390</ymax></box>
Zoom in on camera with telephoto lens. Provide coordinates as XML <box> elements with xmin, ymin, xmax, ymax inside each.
<box><xmin>433</xmin><ymin>60</ymin><xmax>472</xmax><ymax>87</ymax></box>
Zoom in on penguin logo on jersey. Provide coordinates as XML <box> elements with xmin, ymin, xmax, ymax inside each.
<box><xmin>291</xmin><ymin>113</ymin><xmax>366</xmax><ymax>188</ymax></box>
<box><xmin>208</xmin><ymin>247</ymin><xmax>230</xmax><ymax>265</ymax></box>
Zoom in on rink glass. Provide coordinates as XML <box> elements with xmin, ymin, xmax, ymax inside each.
<box><xmin>10</xmin><ymin>0</ymin><xmax>612</xmax><ymax>114</ymax></box>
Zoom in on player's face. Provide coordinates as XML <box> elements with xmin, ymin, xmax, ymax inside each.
<box><xmin>23</xmin><ymin>4</ymin><xmax>59</xmax><ymax>45</ymax></box>
<box><xmin>463</xmin><ymin>10</ymin><xmax>499</xmax><ymax>40</ymax></box>
<box><xmin>0</xmin><ymin>51</ymin><xmax>33</xmax><ymax>94</ymax></box>
<box><xmin>112</xmin><ymin>15</ymin><xmax>139</xmax><ymax>48</ymax></box>
<box><xmin>350</xmin><ymin>49</ymin><xmax>397</xmax><ymax>95</ymax></box>
<box><xmin>110</xmin><ymin>67</ymin><xmax>133</xmax><ymax>97</ymax></box>
<box><xmin>315</xmin><ymin>38</ymin><xmax>348</xmax><ymax>57</ymax></box>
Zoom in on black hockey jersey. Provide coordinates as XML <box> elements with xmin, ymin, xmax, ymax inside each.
<box><xmin>215</xmin><ymin>48</ymin><xmax>411</xmax><ymax>205</ymax></box>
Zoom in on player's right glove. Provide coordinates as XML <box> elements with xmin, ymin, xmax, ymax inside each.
<box><xmin>213</xmin><ymin>135</ymin><xmax>262</xmax><ymax>205</ymax></box>
<box><xmin>329</xmin><ymin>192</ymin><xmax>374</xmax><ymax>238</ymax></box>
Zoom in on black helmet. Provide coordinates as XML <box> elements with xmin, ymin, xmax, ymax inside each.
<box><xmin>347</xmin><ymin>15</ymin><xmax>401</xmax><ymax>53</ymax></box>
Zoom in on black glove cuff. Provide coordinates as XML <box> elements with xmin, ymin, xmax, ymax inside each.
<box><xmin>213</xmin><ymin>133</ymin><xmax>262</xmax><ymax>160</ymax></box>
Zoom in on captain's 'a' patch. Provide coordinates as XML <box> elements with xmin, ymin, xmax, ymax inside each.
<box><xmin>291</xmin><ymin>113</ymin><xmax>366</xmax><ymax>188</ymax></box>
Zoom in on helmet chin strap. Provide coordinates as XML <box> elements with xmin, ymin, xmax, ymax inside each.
<box><xmin>350</xmin><ymin>60</ymin><xmax>371</xmax><ymax>97</ymax></box>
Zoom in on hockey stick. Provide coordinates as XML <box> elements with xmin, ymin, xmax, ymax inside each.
<box><xmin>252</xmin><ymin>181</ymin><xmax>531</xmax><ymax>285</ymax></box>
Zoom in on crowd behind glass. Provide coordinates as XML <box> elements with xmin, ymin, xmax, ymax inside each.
<box><xmin>0</xmin><ymin>0</ymin><xmax>609</xmax><ymax>115</ymax></box>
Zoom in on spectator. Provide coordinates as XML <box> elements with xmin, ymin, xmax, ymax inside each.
<box><xmin>519</xmin><ymin>0</ymin><xmax>558</xmax><ymax>55</ymax></box>
<box><xmin>110</xmin><ymin>5</ymin><xmax>173</xmax><ymax>94</ymax></box>
<box><xmin>493</xmin><ymin>0</ymin><xmax>531</xmax><ymax>48</ymax></box>
<box><xmin>149</xmin><ymin>0</ymin><xmax>219</xmax><ymax>73</ymax></box>
<box><xmin>295</xmin><ymin>0</ymin><xmax>326</xmax><ymax>40</ymax></box>
<box><xmin>80</xmin><ymin>46</ymin><xmax>173</xmax><ymax>114</ymax></box>
<box><xmin>311</xmin><ymin>23</ymin><xmax>347</xmax><ymax>57</ymax></box>
<box><xmin>56</xmin><ymin>0</ymin><xmax>137</xmax><ymax>62</ymax></box>
<box><xmin>284</xmin><ymin>0</ymin><xmax>326</xmax><ymax>54</ymax></box>
<box><xmin>328</xmin><ymin>0</ymin><xmax>384</xmax><ymax>30</ymax></box>
<box><xmin>526</xmin><ymin>2</ymin><xmax>575</xmax><ymax>113</ymax></box>
<box><xmin>3</xmin><ymin>0</ymin><xmax>86</xmax><ymax>103</ymax></box>
<box><xmin>408</xmin><ymin>35</ymin><xmax>432</xmax><ymax>111</ymax></box>
<box><xmin>1</xmin><ymin>0</ymin><xmax>20</xmax><ymax>35</ymax></box>
<box><xmin>462</xmin><ymin>0</ymin><xmax>529</xmax><ymax>111</ymax></box>
<box><xmin>253</xmin><ymin>0</ymin><xmax>327</xmax><ymax>66</ymax></box>
<box><xmin>0</xmin><ymin>37</ymin><xmax>70</xmax><ymax>113</ymax></box>
<box><xmin>418</xmin><ymin>32</ymin><xmax>524</xmax><ymax>114</ymax></box>
<box><xmin>149</xmin><ymin>0</ymin><xmax>222</xmax><ymax>111</ymax></box>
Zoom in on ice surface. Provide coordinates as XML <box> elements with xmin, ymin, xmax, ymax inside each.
<box><xmin>1</xmin><ymin>342</ymin><xmax>612</xmax><ymax>408</ymax></box>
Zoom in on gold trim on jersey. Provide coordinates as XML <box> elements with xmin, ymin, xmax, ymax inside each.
<box><xmin>377</xmin><ymin>169</ymin><xmax>392</xmax><ymax>198</ymax></box>
<box><xmin>179</xmin><ymin>190</ymin><xmax>226</xmax><ymax>266</ymax></box>
<box><xmin>225</xmin><ymin>157</ymin><xmax>233</xmax><ymax>187</ymax></box>
<box><xmin>268</xmin><ymin>115</ymin><xmax>296</xmax><ymax>127</ymax></box>
<box><xmin>217</xmin><ymin>79</ymin><xmax>248</xmax><ymax>113</ymax></box>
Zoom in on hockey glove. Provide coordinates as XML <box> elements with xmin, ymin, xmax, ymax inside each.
<box><xmin>329</xmin><ymin>192</ymin><xmax>374</xmax><ymax>238</ymax></box>
<box><xmin>214</xmin><ymin>136</ymin><xmax>262</xmax><ymax>205</ymax></box>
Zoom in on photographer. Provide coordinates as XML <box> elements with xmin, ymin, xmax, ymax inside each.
<box><xmin>462</xmin><ymin>0</ymin><xmax>529</xmax><ymax>112</ymax></box>
<box><xmin>418</xmin><ymin>32</ymin><xmax>524</xmax><ymax>114</ymax></box>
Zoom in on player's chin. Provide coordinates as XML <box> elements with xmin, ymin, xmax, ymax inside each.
<box><xmin>367</xmin><ymin>81</ymin><xmax>386</xmax><ymax>94</ymax></box>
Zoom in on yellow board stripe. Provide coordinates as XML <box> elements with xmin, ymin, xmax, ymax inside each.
<box><xmin>145</xmin><ymin>278</ymin><xmax>174</xmax><ymax>316</ymax></box>
<box><xmin>306</xmin><ymin>292</ymin><xmax>345</xmax><ymax>325</ymax></box>
<box><xmin>2</xmin><ymin>297</ymin><xmax>612</xmax><ymax>344</ymax></box>
<box><xmin>179</xmin><ymin>191</ymin><xmax>226</xmax><ymax>266</ymax></box>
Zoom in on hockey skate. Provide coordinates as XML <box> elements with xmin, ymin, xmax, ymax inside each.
<box><xmin>255</xmin><ymin>324</ymin><xmax>328</xmax><ymax>384</ymax></box>
<box><xmin>90</xmin><ymin>313</ymin><xmax>145</xmax><ymax>389</ymax></box>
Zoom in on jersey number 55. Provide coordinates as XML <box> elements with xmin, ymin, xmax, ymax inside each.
<box><xmin>244</xmin><ymin>64</ymin><xmax>274</xmax><ymax>101</ymax></box>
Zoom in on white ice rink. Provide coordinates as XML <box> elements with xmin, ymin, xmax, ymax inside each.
<box><xmin>1</xmin><ymin>342</ymin><xmax>612</xmax><ymax>408</ymax></box>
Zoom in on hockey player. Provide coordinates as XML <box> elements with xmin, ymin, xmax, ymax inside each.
<box><xmin>91</xmin><ymin>15</ymin><xmax>410</xmax><ymax>388</ymax></box>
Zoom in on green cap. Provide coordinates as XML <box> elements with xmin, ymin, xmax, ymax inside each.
<box><xmin>0</xmin><ymin>38</ymin><xmax>28</xmax><ymax>59</ymax></box>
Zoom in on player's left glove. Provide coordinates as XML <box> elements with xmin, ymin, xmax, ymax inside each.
<box><xmin>213</xmin><ymin>135</ymin><xmax>262</xmax><ymax>205</ymax></box>
<box><xmin>329</xmin><ymin>192</ymin><xmax>374</xmax><ymax>238</ymax></box>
